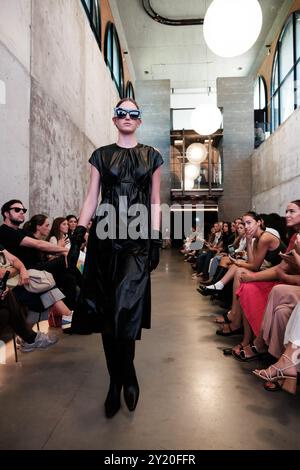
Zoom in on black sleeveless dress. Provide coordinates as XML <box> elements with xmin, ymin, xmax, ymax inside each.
<box><xmin>81</xmin><ymin>143</ymin><xmax>163</xmax><ymax>340</ymax></box>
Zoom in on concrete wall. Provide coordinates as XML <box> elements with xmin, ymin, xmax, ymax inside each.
<box><xmin>217</xmin><ymin>77</ymin><xmax>254</xmax><ymax>220</ymax></box>
<box><xmin>29</xmin><ymin>0</ymin><xmax>118</xmax><ymax>216</ymax></box>
<box><xmin>0</xmin><ymin>0</ymin><xmax>129</xmax><ymax>219</ymax></box>
<box><xmin>0</xmin><ymin>0</ymin><xmax>31</xmax><ymax>210</ymax></box>
<box><xmin>252</xmin><ymin>106</ymin><xmax>300</xmax><ymax>215</ymax></box>
<box><xmin>135</xmin><ymin>80</ymin><xmax>171</xmax><ymax>205</ymax></box>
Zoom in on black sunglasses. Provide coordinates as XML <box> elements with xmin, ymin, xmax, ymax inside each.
<box><xmin>114</xmin><ymin>107</ymin><xmax>141</xmax><ymax>120</ymax></box>
<box><xmin>8</xmin><ymin>207</ymin><xmax>27</xmax><ymax>213</ymax></box>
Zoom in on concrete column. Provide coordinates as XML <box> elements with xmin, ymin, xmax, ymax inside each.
<box><xmin>217</xmin><ymin>77</ymin><xmax>254</xmax><ymax>220</ymax></box>
<box><xmin>135</xmin><ymin>80</ymin><xmax>171</xmax><ymax>205</ymax></box>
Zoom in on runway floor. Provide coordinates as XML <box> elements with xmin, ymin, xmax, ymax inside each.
<box><xmin>0</xmin><ymin>249</ymin><xmax>300</xmax><ymax>450</ymax></box>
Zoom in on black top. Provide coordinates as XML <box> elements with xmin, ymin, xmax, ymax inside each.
<box><xmin>89</xmin><ymin>143</ymin><xmax>163</xmax><ymax>243</ymax></box>
<box><xmin>0</xmin><ymin>224</ymin><xmax>44</xmax><ymax>268</ymax></box>
<box><xmin>78</xmin><ymin>143</ymin><xmax>164</xmax><ymax>339</ymax></box>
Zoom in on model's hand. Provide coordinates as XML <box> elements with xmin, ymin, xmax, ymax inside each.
<box><xmin>67</xmin><ymin>225</ymin><xmax>87</xmax><ymax>269</ymax></box>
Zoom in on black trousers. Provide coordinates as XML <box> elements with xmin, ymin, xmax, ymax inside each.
<box><xmin>0</xmin><ymin>291</ymin><xmax>35</xmax><ymax>342</ymax></box>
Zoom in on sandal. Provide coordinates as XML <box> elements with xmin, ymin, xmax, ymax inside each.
<box><xmin>253</xmin><ymin>354</ymin><xmax>297</xmax><ymax>395</ymax></box>
<box><xmin>215</xmin><ymin>311</ymin><xmax>232</xmax><ymax>324</ymax></box>
<box><xmin>264</xmin><ymin>381</ymin><xmax>283</xmax><ymax>392</ymax></box>
<box><xmin>216</xmin><ymin>324</ymin><xmax>244</xmax><ymax>337</ymax></box>
<box><xmin>232</xmin><ymin>343</ymin><xmax>261</xmax><ymax>362</ymax></box>
<box><xmin>250</xmin><ymin>343</ymin><xmax>268</xmax><ymax>360</ymax></box>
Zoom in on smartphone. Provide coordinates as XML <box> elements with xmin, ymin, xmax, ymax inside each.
<box><xmin>0</xmin><ymin>270</ymin><xmax>10</xmax><ymax>297</ymax></box>
<box><xmin>228</xmin><ymin>245</ymin><xmax>236</xmax><ymax>258</ymax></box>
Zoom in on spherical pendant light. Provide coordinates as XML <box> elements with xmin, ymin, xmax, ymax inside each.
<box><xmin>186</xmin><ymin>143</ymin><xmax>207</xmax><ymax>164</ymax></box>
<box><xmin>203</xmin><ymin>0</ymin><xmax>263</xmax><ymax>58</ymax></box>
<box><xmin>185</xmin><ymin>163</ymin><xmax>200</xmax><ymax>180</ymax></box>
<box><xmin>191</xmin><ymin>104</ymin><xmax>222</xmax><ymax>136</ymax></box>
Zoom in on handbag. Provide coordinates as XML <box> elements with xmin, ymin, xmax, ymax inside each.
<box><xmin>24</xmin><ymin>269</ymin><xmax>56</xmax><ymax>293</ymax></box>
<box><xmin>0</xmin><ymin>251</ymin><xmax>55</xmax><ymax>293</ymax></box>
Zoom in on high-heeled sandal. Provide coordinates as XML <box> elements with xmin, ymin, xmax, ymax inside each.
<box><xmin>215</xmin><ymin>310</ymin><xmax>232</xmax><ymax>324</ymax></box>
<box><xmin>253</xmin><ymin>354</ymin><xmax>297</xmax><ymax>395</ymax></box>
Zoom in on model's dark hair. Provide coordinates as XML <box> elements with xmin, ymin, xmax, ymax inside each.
<box><xmin>290</xmin><ymin>200</ymin><xmax>300</xmax><ymax>208</ymax></box>
<box><xmin>66</xmin><ymin>214</ymin><xmax>78</xmax><ymax>222</ymax></box>
<box><xmin>47</xmin><ymin>217</ymin><xmax>67</xmax><ymax>241</ymax></box>
<box><xmin>115</xmin><ymin>98</ymin><xmax>140</xmax><ymax>109</ymax></box>
<box><xmin>1</xmin><ymin>199</ymin><xmax>23</xmax><ymax>218</ymax></box>
<box><xmin>23</xmin><ymin>214</ymin><xmax>48</xmax><ymax>234</ymax></box>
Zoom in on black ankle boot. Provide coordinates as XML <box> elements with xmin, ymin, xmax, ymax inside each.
<box><xmin>104</xmin><ymin>382</ymin><xmax>122</xmax><ymax>418</ymax></box>
<box><xmin>123</xmin><ymin>367</ymin><xmax>139</xmax><ymax>411</ymax></box>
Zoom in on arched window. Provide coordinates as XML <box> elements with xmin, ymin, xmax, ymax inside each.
<box><xmin>81</xmin><ymin>0</ymin><xmax>101</xmax><ymax>50</ymax></box>
<box><xmin>125</xmin><ymin>81</ymin><xmax>135</xmax><ymax>99</ymax></box>
<box><xmin>104</xmin><ymin>22</ymin><xmax>124</xmax><ymax>97</ymax></box>
<box><xmin>254</xmin><ymin>76</ymin><xmax>267</xmax><ymax>147</ymax></box>
<box><xmin>271</xmin><ymin>11</ymin><xmax>300</xmax><ymax>132</ymax></box>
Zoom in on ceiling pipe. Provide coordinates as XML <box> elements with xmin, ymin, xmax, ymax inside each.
<box><xmin>142</xmin><ymin>0</ymin><xmax>204</xmax><ymax>26</ymax></box>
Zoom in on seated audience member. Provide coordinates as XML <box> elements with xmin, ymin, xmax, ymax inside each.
<box><xmin>23</xmin><ymin>214</ymin><xmax>50</xmax><ymax>240</ymax></box>
<box><xmin>200</xmin><ymin>221</ymin><xmax>246</xmax><ymax>291</ymax></box>
<box><xmin>232</xmin><ymin>233</ymin><xmax>300</xmax><ymax>361</ymax></box>
<box><xmin>0</xmin><ymin>285</ymin><xmax>57</xmax><ymax>353</ymax></box>
<box><xmin>200</xmin><ymin>212</ymin><xmax>286</xmax><ymax>335</ymax></box>
<box><xmin>0</xmin><ymin>201</ymin><xmax>79</xmax><ymax>311</ymax></box>
<box><xmin>193</xmin><ymin>222</ymin><xmax>223</xmax><ymax>281</ymax></box>
<box><xmin>0</xmin><ymin>244</ymin><xmax>73</xmax><ymax>329</ymax></box>
<box><xmin>253</xmin><ymin>300</ymin><xmax>300</xmax><ymax>395</ymax></box>
<box><xmin>229</xmin><ymin>201</ymin><xmax>300</xmax><ymax>347</ymax></box>
<box><xmin>47</xmin><ymin>217</ymin><xmax>71</xmax><ymax>250</ymax></box>
<box><xmin>66</xmin><ymin>214</ymin><xmax>78</xmax><ymax>238</ymax></box>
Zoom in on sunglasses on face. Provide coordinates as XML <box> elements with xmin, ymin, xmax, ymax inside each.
<box><xmin>114</xmin><ymin>107</ymin><xmax>141</xmax><ymax>120</ymax></box>
<box><xmin>8</xmin><ymin>207</ymin><xmax>27</xmax><ymax>213</ymax></box>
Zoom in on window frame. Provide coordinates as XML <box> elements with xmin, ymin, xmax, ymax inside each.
<box><xmin>104</xmin><ymin>22</ymin><xmax>124</xmax><ymax>98</ymax></box>
<box><xmin>125</xmin><ymin>81</ymin><xmax>135</xmax><ymax>99</ymax></box>
<box><xmin>271</xmin><ymin>11</ymin><xmax>300</xmax><ymax>132</ymax></box>
<box><xmin>81</xmin><ymin>0</ymin><xmax>102</xmax><ymax>51</ymax></box>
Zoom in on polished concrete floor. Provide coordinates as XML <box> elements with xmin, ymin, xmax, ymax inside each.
<box><xmin>1</xmin><ymin>249</ymin><xmax>300</xmax><ymax>450</ymax></box>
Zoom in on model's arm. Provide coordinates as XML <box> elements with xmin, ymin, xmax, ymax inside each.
<box><xmin>78</xmin><ymin>166</ymin><xmax>101</xmax><ymax>228</ymax></box>
<box><xmin>151</xmin><ymin>167</ymin><xmax>161</xmax><ymax>232</ymax></box>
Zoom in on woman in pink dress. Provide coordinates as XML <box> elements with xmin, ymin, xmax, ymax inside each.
<box><xmin>231</xmin><ymin>200</ymin><xmax>300</xmax><ymax>360</ymax></box>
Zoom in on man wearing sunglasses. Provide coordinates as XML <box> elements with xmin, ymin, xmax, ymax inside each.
<box><xmin>67</xmin><ymin>98</ymin><xmax>163</xmax><ymax>418</ymax></box>
<box><xmin>0</xmin><ymin>199</ymin><xmax>80</xmax><ymax>317</ymax></box>
<box><xmin>0</xmin><ymin>200</ymin><xmax>68</xmax><ymax>265</ymax></box>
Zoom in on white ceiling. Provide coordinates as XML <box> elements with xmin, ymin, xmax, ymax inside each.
<box><xmin>113</xmin><ymin>0</ymin><xmax>293</xmax><ymax>91</ymax></box>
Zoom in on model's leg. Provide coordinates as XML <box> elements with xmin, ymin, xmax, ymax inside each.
<box><xmin>120</xmin><ymin>339</ymin><xmax>139</xmax><ymax>411</ymax></box>
<box><xmin>101</xmin><ymin>333</ymin><xmax>122</xmax><ymax>418</ymax></box>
